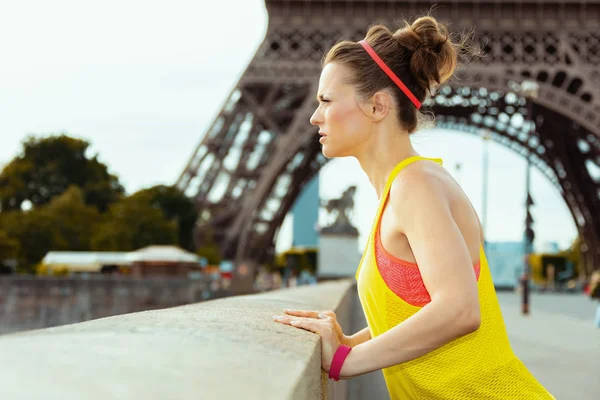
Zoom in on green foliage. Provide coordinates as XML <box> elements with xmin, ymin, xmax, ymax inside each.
<box><xmin>91</xmin><ymin>193</ymin><xmax>178</xmax><ymax>251</ymax></box>
<box><xmin>0</xmin><ymin>134</ymin><xmax>198</xmax><ymax>271</ymax></box>
<box><xmin>0</xmin><ymin>134</ymin><xmax>124</xmax><ymax>213</ymax></box>
<box><xmin>194</xmin><ymin>227</ymin><xmax>222</xmax><ymax>265</ymax></box>
<box><xmin>44</xmin><ymin>186</ymin><xmax>101</xmax><ymax>250</ymax></box>
<box><xmin>0</xmin><ymin>228</ymin><xmax>19</xmax><ymax>263</ymax></box>
<box><xmin>0</xmin><ymin>186</ymin><xmax>100</xmax><ymax>273</ymax></box>
<box><xmin>196</xmin><ymin>245</ymin><xmax>222</xmax><ymax>265</ymax></box>
<box><xmin>129</xmin><ymin>185</ymin><xmax>197</xmax><ymax>251</ymax></box>
<box><xmin>558</xmin><ymin>235</ymin><xmax>581</xmax><ymax>275</ymax></box>
<box><xmin>0</xmin><ymin>209</ymin><xmax>60</xmax><ymax>273</ymax></box>
<box><xmin>277</xmin><ymin>248</ymin><xmax>318</xmax><ymax>274</ymax></box>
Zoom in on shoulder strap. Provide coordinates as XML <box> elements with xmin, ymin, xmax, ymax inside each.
<box><xmin>355</xmin><ymin>156</ymin><xmax>443</xmax><ymax>281</ymax></box>
<box><xmin>376</xmin><ymin>156</ymin><xmax>443</xmax><ymax>217</ymax></box>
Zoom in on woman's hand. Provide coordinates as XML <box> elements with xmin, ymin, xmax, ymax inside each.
<box><xmin>277</xmin><ymin>309</ymin><xmax>351</xmax><ymax>346</ymax></box>
<box><xmin>273</xmin><ymin>309</ymin><xmax>347</xmax><ymax>373</ymax></box>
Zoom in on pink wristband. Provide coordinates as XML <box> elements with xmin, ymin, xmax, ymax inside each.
<box><xmin>328</xmin><ymin>345</ymin><xmax>352</xmax><ymax>381</ymax></box>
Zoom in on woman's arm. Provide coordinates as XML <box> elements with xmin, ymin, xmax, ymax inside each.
<box><xmin>341</xmin><ymin>171</ymin><xmax>481</xmax><ymax>378</ymax></box>
<box><xmin>346</xmin><ymin>326</ymin><xmax>371</xmax><ymax>347</ymax></box>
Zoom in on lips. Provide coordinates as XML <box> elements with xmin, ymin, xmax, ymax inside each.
<box><xmin>318</xmin><ymin>132</ymin><xmax>327</xmax><ymax>137</ymax></box>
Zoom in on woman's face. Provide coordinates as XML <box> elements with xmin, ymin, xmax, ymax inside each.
<box><xmin>309</xmin><ymin>63</ymin><xmax>372</xmax><ymax>158</ymax></box>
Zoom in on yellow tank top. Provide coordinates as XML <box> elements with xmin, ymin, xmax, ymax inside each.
<box><xmin>355</xmin><ymin>156</ymin><xmax>555</xmax><ymax>400</ymax></box>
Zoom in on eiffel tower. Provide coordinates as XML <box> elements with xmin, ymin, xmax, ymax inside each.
<box><xmin>176</xmin><ymin>0</ymin><xmax>600</xmax><ymax>290</ymax></box>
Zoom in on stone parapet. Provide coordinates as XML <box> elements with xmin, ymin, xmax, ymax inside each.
<box><xmin>0</xmin><ymin>279</ymin><xmax>356</xmax><ymax>400</ymax></box>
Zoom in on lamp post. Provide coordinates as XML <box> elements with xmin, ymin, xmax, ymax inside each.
<box><xmin>519</xmin><ymin>80</ymin><xmax>539</xmax><ymax>315</ymax></box>
<box><xmin>454</xmin><ymin>162</ymin><xmax>462</xmax><ymax>186</ymax></box>
<box><xmin>481</xmin><ymin>129</ymin><xmax>491</xmax><ymax>248</ymax></box>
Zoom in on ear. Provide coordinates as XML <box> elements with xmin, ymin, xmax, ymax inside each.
<box><xmin>369</xmin><ymin>91</ymin><xmax>392</xmax><ymax>121</ymax></box>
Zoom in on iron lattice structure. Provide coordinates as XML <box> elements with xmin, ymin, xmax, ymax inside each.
<box><xmin>176</xmin><ymin>0</ymin><xmax>600</xmax><ymax>278</ymax></box>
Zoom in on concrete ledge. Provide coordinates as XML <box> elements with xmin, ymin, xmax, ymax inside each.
<box><xmin>0</xmin><ymin>279</ymin><xmax>356</xmax><ymax>400</ymax></box>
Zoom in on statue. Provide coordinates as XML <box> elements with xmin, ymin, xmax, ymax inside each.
<box><xmin>320</xmin><ymin>186</ymin><xmax>359</xmax><ymax>235</ymax></box>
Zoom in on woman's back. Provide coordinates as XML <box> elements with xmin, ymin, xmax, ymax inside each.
<box><xmin>379</xmin><ymin>159</ymin><xmax>483</xmax><ymax>267</ymax></box>
<box><xmin>357</xmin><ymin>156</ymin><xmax>556</xmax><ymax>399</ymax></box>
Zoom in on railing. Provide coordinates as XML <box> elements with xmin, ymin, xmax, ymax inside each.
<box><xmin>0</xmin><ymin>279</ymin><xmax>366</xmax><ymax>400</ymax></box>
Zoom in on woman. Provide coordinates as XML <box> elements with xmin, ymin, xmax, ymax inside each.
<box><xmin>273</xmin><ymin>14</ymin><xmax>555</xmax><ymax>399</ymax></box>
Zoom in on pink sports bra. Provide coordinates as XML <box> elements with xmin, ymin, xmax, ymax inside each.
<box><xmin>374</xmin><ymin>224</ymin><xmax>481</xmax><ymax>307</ymax></box>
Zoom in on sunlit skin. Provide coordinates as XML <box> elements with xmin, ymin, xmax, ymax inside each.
<box><xmin>274</xmin><ymin>62</ymin><xmax>483</xmax><ymax>379</ymax></box>
<box><xmin>309</xmin><ymin>62</ymin><xmax>419</xmax><ymax>196</ymax></box>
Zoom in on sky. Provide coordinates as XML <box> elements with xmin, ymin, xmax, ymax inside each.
<box><xmin>0</xmin><ymin>0</ymin><xmax>578</xmax><ymax>254</ymax></box>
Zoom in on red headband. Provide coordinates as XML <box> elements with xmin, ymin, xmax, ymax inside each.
<box><xmin>358</xmin><ymin>40</ymin><xmax>421</xmax><ymax>109</ymax></box>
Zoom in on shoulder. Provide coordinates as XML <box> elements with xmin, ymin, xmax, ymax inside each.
<box><xmin>388</xmin><ymin>161</ymin><xmax>450</xmax><ymax>222</ymax></box>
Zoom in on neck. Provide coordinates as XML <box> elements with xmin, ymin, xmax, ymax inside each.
<box><xmin>354</xmin><ymin>128</ymin><xmax>419</xmax><ymax>200</ymax></box>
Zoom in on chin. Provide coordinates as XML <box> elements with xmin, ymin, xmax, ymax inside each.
<box><xmin>321</xmin><ymin>145</ymin><xmax>338</xmax><ymax>159</ymax></box>
<box><xmin>322</xmin><ymin>144</ymin><xmax>353</xmax><ymax>159</ymax></box>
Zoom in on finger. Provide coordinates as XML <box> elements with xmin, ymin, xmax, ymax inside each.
<box><xmin>289</xmin><ymin>318</ymin><xmax>327</xmax><ymax>335</ymax></box>
<box><xmin>283</xmin><ymin>309</ymin><xmax>321</xmax><ymax>318</ymax></box>
<box><xmin>274</xmin><ymin>315</ymin><xmax>319</xmax><ymax>325</ymax></box>
<box><xmin>273</xmin><ymin>315</ymin><xmax>294</xmax><ymax>325</ymax></box>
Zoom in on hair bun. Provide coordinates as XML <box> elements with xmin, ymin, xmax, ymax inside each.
<box><xmin>393</xmin><ymin>16</ymin><xmax>457</xmax><ymax>92</ymax></box>
<box><xmin>423</xmin><ymin>34</ymin><xmax>448</xmax><ymax>54</ymax></box>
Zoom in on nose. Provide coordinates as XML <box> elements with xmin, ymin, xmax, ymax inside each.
<box><xmin>310</xmin><ymin>107</ymin><xmax>322</xmax><ymax>127</ymax></box>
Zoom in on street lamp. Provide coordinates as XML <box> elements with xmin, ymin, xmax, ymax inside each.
<box><xmin>454</xmin><ymin>162</ymin><xmax>462</xmax><ymax>186</ymax></box>
<box><xmin>481</xmin><ymin>129</ymin><xmax>492</xmax><ymax>248</ymax></box>
<box><xmin>518</xmin><ymin>80</ymin><xmax>539</xmax><ymax>315</ymax></box>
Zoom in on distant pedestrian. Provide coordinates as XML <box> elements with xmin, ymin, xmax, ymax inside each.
<box><xmin>546</xmin><ymin>263</ymin><xmax>555</xmax><ymax>291</ymax></box>
<box><xmin>588</xmin><ymin>270</ymin><xmax>600</xmax><ymax>328</ymax></box>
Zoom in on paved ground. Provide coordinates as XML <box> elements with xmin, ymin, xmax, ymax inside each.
<box><xmin>498</xmin><ymin>291</ymin><xmax>599</xmax><ymax>399</ymax></box>
<box><xmin>348</xmin><ymin>289</ymin><xmax>599</xmax><ymax>399</ymax></box>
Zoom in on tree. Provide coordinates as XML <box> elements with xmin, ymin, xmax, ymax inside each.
<box><xmin>195</xmin><ymin>227</ymin><xmax>222</xmax><ymax>265</ymax></box>
<box><xmin>91</xmin><ymin>193</ymin><xmax>178</xmax><ymax>251</ymax></box>
<box><xmin>0</xmin><ymin>186</ymin><xmax>100</xmax><ymax>273</ymax></box>
<box><xmin>43</xmin><ymin>186</ymin><xmax>101</xmax><ymax>250</ymax></box>
<box><xmin>129</xmin><ymin>185</ymin><xmax>198</xmax><ymax>251</ymax></box>
<box><xmin>0</xmin><ymin>134</ymin><xmax>124</xmax><ymax>213</ymax></box>
<box><xmin>0</xmin><ymin>209</ymin><xmax>60</xmax><ymax>273</ymax></box>
<box><xmin>0</xmin><ymin>229</ymin><xmax>19</xmax><ymax>264</ymax></box>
